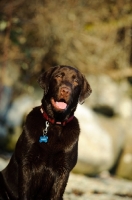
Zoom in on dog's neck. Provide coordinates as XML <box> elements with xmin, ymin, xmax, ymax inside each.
<box><xmin>40</xmin><ymin>106</ymin><xmax>74</xmax><ymax>126</ymax></box>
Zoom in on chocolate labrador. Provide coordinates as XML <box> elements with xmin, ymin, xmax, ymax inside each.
<box><xmin>0</xmin><ymin>65</ymin><xmax>92</xmax><ymax>200</ymax></box>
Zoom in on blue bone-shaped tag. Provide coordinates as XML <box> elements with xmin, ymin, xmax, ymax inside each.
<box><xmin>39</xmin><ymin>135</ymin><xmax>48</xmax><ymax>143</ymax></box>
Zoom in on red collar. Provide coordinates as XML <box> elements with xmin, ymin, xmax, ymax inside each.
<box><xmin>40</xmin><ymin>106</ymin><xmax>74</xmax><ymax>126</ymax></box>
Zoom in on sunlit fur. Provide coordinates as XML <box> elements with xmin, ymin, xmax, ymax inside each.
<box><xmin>0</xmin><ymin>65</ymin><xmax>91</xmax><ymax>200</ymax></box>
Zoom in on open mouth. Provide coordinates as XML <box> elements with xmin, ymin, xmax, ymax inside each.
<box><xmin>51</xmin><ymin>98</ymin><xmax>68</xmax><ymax>111</ymax></box>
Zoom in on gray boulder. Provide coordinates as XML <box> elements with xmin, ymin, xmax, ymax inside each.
<box><xmin>73</xmin><ymin>105</ymin><xmax>125</xmax><ymax>175</ymax></box>
<box><xmin>115</xmin><ymin>119</ymin><xmax>132</xmax><ymax>180</ymax></box>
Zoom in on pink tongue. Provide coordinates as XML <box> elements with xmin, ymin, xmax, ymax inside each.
<box><xmin>56</xmin><ymin>101</ymin><xmax>67</xmax><ymax>109</ymax></box>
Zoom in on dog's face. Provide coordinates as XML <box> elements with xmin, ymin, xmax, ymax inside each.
<box><xmin>38</xmin><ymin>65</ymin><xmax>92</xmax><ymax>114</ymax></box>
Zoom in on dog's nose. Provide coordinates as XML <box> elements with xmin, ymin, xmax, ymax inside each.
<box><xmin>61</xmin><ymin>87</ymin><xmax>71</xmax><ymax>96</ymax></box>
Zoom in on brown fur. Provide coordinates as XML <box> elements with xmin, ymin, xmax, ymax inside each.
<box><xmin>0</xmin><ymin>65</ymin><xmax>92</xmax><ymax>200</ymax></box>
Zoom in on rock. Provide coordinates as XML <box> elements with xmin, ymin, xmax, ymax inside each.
<box><xmin>92</xmin><ymin>105</ymin><xmax>115</xmax><ymax>117</ymax></box>
<box><xmin>0</xmin><ymin>86</ymin><xmax>12</xmax><ymax>138</ymax></box>
<box><xmin>64</xmin><ymin>173</ymin><xmax>132</xmax><ymax>200</ymax></box>
<box><xmin>0</xmin><ymin>157</ymin><xmax>9</xmax><ymax>171</ymax></box>
<box><xmin>73</xmin><ymin>105</ymin><xmax>125</xmax><ymax>175</ymax></box>
<box><xmin>79</xmin><ymin>74</ymin><xmax>132</xmax><ymax>178</ymax></box>
<box><xmin>87</xmin><ymin>75</ymin><xmax>132</xmax><ymax>119</ymax></box>
<box><xmin>117</xmin><ymin>97</ymin><xmax>132</xmax><ymax>118</ymax></box>
<box><xmin>6</xmin><ymin>95</ymin><xmax>34</xmax><ymax>127</ymax></box>
<box><xmin>0</xmin><ymin>94</ymin><xmax>36</xmax><ymax>151</ymax></box>
<box><xmin>115</xmin><ymin>119</ymin><xmax>132</xmax><ymax>180</ymax></box>
<box><xmin>87</xmin><ymin>75</ymin><xmax>120</xmax><ymax>109</ymax></box>
<box><xmin>0</xmin><ymin>85</ymin><xmax>12</xmax><ymax>123</ymax></box>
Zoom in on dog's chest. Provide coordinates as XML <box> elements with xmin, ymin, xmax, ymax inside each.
<box><xmin>34</xmin><ymin>124</ymin><xmax>75</xmax><ymax>166</ymax></box>
<box><xmin>31</xmin><ymin>143</ymin><xmax>68</xmax><ymax>177</ymax></box>
<box><xmin>39</xmin><ymin>124</ymin><xmax>70</xmax><ymax>147</ymax></box>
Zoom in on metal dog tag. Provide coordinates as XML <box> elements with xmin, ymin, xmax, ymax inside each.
<box><xmin>39</xmin><ymin>121</ymin><xmax>49</xmax><ymax>143</ymax></box>
<box><xmin>39</xmin><ymin>135</ymin><xmax>48</xmax><ymax>143</ymax></box>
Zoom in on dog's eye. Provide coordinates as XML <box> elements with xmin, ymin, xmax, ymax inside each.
<box><xmin>56</xmin><ymin>74</ymin><xmax>62</xmax><ymax>78</ymax></box>
<box><xmin>74</xmin><ymin>78</ymin><xmax>79</xmax><ymax>83</ymax></box>
<box><xmin>72</xmin><ymin>75</ymin><xmax>79</xmax><ymax>84</ymax></box>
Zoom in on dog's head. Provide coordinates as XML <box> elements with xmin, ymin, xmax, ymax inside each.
<box><xmin>38</xmin><ymin>65</ymin><xmax>92</xmax><ymax>115</ymax></box>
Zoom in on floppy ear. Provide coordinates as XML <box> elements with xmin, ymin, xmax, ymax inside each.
<box><xmin>79</xmin><ymin>75</ymin><xmax>92</xmax><ymax>104</ymax></box>
<box><xmin>38</xmin><ymin>67</ymin><xmax>57</xmax><ymax>95</ymax></box>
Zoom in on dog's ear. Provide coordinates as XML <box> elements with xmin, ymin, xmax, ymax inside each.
<box><xmin>38</xmin><ymin>67</ymin><xmax>56</xmax><ymax>95</ymax></box>
<box><xmin>79</xmin><ymin>75</ymin><xmax>92</xmax><ymax>104</ymax></box>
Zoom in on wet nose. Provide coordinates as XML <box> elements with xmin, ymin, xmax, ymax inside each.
<box><xmin>60</xmin><ymin>87</ymin><xmax>71</xmax><ymax>96</ymax></box>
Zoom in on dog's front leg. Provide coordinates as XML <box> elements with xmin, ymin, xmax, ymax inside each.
<box><xmin>18</xmin><ymin>165</ymin><xmax>32</xmax><ymax>200</ymax></box>
<box><xmin>50</xmin><ymin>172</ymin><xmax>69</xmax><ymax>200</ymax></box>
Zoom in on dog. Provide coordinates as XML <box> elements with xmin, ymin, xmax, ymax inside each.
<box><xmin>0</xmin><ymin>65</ymin><xmax>92</xmax><ymax>200</ymax></box>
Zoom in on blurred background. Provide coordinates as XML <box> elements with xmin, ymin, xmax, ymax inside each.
<box><xmin>0</xmin><ymin>0</ymin><xmax>132</xmax><ymax>195</ymax></box>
